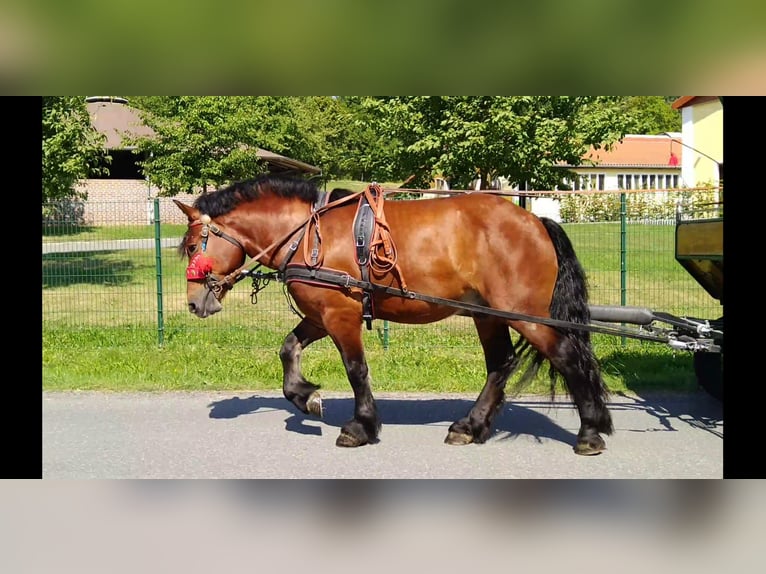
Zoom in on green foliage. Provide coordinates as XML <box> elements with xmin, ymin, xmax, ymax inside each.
<box><xmin>43</xmin><ymin>96</ymin><xmax>684</xmax><ymax>202</ymax></box>
<box><xmin>127</xmin><ymin>96</ymin><xmax>403</xmax><ymax>187</ymax></box>
<box><xmin>560</xmin><ymin>193</ymin><xmax>622</xmax><ymax>223</ymax></box>
<box><xmin>560</xmin><ymin>189</ymin><xmax>718</xmax><ymax>223</ymax></box>
<box><xmin>127</xmin><ymin>96</ymin><xmax>310</xmax><ymax>194</ymax></box>
<box><xmin>42</xmin><ymin>96</ymin><xmax>110</xmax><ymax>204</ymax></box>
<box><xmin>289</xmin><ymin>96</ymin><xmax>373</xmax><ymax>180</ymax></box>
<box><xmin>619</xmin><ymin>96</ymin><xmax>681</xmax><ymax>134</ymax></box>
<box><xmin>358</xmin><ymin>96</ymin><xmax>633</xmax><ymax>190</ymax></box>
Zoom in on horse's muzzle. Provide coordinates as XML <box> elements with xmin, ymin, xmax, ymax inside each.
<box><xmin>187</xmin><ymin>284</ymin><xmax>223</xmax><ymax>318</ymax></box>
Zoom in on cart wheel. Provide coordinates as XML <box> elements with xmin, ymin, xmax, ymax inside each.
<box><xmin>694</xmin><ymin>351</ymin><xmax>722</xmax><ymax>402</ymax></box>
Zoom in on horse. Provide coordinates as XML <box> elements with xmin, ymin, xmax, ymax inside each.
<box><xmin>174</xmin><ymin>174</ymin><xmax>614</xmax><ymax>455</ymax></box>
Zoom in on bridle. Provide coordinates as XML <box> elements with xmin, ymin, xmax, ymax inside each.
<box><xmin>185</xmin><ymin>214</ymin><xmax>248</xmax><ymax>300</ymax></box>
<box><xmin>183</xmin><ymin>190</ymin><xmax>370</xmax><ymax>301</ymax></box>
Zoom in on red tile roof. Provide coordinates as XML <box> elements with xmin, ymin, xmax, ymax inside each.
<box><xmin>562</xmin><ymin>134</ymin><xmax>684</xmax><ymax>168</ymax></box>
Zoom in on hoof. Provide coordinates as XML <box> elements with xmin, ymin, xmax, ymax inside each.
<box><xmin>336</xmin><ymin>430</ymin><xmax>366</xmax><ymax>448</ymax></box>
<box><xmin>444</xmin><ymin>431</ymin><xmax>474</xmax><ymax>446</ymax></box>
<box><xmin>574</xmin><ymin>436</ymin><xmax>606</xmax><ymax>456</ymax></box>
<box><xmin>306</xmin><ymin>391</ymin><xmax>323</xmax><ymax>418</ymax></box>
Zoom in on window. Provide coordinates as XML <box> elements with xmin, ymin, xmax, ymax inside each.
<box><xmin>567</xmin><ymin>173</ymin><xmax>605</xmax><ymax>190</ymax></box>
<box><xmin>615</xmin><ymin>172</ymin><xmax>680</xmax><ymax>192</ymax></box>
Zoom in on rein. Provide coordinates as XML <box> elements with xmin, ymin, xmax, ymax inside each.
<box><xmin>360</xmin><ymin>183</ymin><xmax>408</xmax><ymax>292</ymax></box>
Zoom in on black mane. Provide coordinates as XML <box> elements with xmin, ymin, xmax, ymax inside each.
<box><xmin>192</xmin><ymin>175</ymin><xmax>320</xmax><ymax>218</ymax></box>
<box><xmin>179</xmin><ymin>175</ymin><xmax>356</xmax><ymax>257</ymax></box>
<box><xmin>192</xmin><ymin>174</ymin><xmax>356</xmax><ymax>218</ymax></box>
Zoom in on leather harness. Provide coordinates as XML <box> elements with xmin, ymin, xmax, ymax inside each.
<box><xmin>195</xmin><ymin>186</ymin><xmax>721</xmax><ymax>348</ymax></box>
<box><xmin>279</xmin><ymin>183</ymin><xmax>407</xmax><ymax>330</ymax></box>
<box><xmin>352</xmin><ymin>186</ymin><xmax>379</xmax><ymax>329</ymax></box>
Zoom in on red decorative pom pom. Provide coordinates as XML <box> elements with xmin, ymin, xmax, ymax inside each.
<box><xmin>186</xmin><ymin>253</ymin><xmax>214</xmax><ymax>280</ymax></box>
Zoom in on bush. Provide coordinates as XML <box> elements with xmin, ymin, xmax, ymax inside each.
<box><xmin>560</xmin><ymin>188</ymin><xmax>719</xmax><ymax>223</ymax></box>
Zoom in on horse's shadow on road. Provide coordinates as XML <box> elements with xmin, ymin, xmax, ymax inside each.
<box><xmin>208</xmin><ymin>390</ymin><xmax>723</xmax><ymax>449</ymax></box>
<box><xmin>209</xmin><ymin>395</ymin><xmax>576</xmax><ymax>448</ymax></box>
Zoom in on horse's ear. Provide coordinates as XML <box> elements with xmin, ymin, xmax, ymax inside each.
<box><xmin>173</xmin><ymin>199</ymin><xmax>200</xmax><ymax>222</ymax></box>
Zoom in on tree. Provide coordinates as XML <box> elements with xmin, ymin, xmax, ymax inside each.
<box><xmin>359</xmin><ymin>96</ymin><xmax>633</xmax><ymax>190</ymax></box>
<box><xmin>129</xmin><ymin>96</ymin><xmax>410</xmax><ymax>187</ymax></box>
<box><xmin>618</xmin><ymin>96</ymin><xmax>681</xmax><ymax>134</ymax></box>
<box><xmin>42</xmin><ymin>96</ymin><xmax>110</xmax><ymax>202</ymax></box>
<box><xmin>288</xmin><ymin>96</ymin><xmax>384</xmax><ymax>181</ymax></box>
<box><xmin>128</xmin><ymin>96</ymin><xmax>311</xmax><ymax>195</ymax></box>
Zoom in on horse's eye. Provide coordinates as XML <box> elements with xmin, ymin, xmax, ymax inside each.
<box><xmin>187</xmin><ymin>244</ymin><xmax>197</xmax><ymax>255</ymax></box>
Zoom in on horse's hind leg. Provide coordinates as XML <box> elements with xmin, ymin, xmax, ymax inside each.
<box><xmin>445</xmin><ymin>315</ymin><xmax>517</xmax><ymax>445</ymax></box>
<box><xmin>513</xmin><ymin>322</ymin><xmax>613</xmax><ymax>455</ymax></box>
<box><xmin>280</xmin><ymin>318</ymin><xmax>328</xmax><ymax>417</ymax></box>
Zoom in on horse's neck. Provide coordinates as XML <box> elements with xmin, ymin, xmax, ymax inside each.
<box><xmin>239</xmin><ymin>198</ymin><xmax>312</xmax><ymax>266</ymax></box>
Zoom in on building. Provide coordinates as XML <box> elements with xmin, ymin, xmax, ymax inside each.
<box><xmin>443</xmin><ymin>134</ymin><xmax>686</xmax><ymax>221</ymax></box>
<box><xmin>560</xmin><ymin>134</ymin><xmax>685</xmax><ymax>191</ymax></box>
<box><xmin>671</xmin><ymin>96</ymin><xmax>723</xmax><ymax>188</ymax></box>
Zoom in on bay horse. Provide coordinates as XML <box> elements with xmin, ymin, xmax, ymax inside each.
<box><xmin>174</xmin><ymin>174</ymin><xmax>614</xmax><ymax>455</ymax></box>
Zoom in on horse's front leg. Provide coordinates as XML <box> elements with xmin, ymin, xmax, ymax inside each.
<box><xmin>280</xmin><ymin>318</ymin><xmax>328</xmax><ymax>417</ymax></box>
<box><xmin>326</xmin><ymin>315</ymin><xmax>380</xmax><ymax>447</ymax></box>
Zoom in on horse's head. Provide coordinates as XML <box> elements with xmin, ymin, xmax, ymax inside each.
<box><xmin>174</xmin><ymin>199</ymin><xmax>247</xmax><ymax>318</ymax></box>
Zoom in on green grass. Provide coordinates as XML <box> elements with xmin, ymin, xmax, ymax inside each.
<box><xmin>42</xmin><ymin>323</ymin><xmax>699</xmax><ymax>395</ymax></box>
<box><xmin>43</xmin><ymin>223</ymin><xmax>188</xmax><ymax>242</ymax></box>
<box><xmin>42</xmin><ymin>203</ymin><xmax>720</xmax><ymax>395</ymax></box>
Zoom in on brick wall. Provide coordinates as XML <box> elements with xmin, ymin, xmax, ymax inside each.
<box><xmin>75</xmin><ymin>179</ymin><xmax>200</xmax><ymax>225</ymax></box>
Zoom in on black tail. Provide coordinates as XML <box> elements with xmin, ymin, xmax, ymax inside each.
<box><xmin>538</xmin><ymin>217</ymin><xmax>613</xmax><ymax>434</ymax></box>
<box><xmin>540</xmin><ymin>217</ymin><xmax>591</xmax><ymax>331</ymax></box>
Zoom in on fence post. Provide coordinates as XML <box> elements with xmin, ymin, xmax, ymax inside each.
<box><xmin>620</xmin><ymin>192</ymin><xmax>627</xmax><ymax>346</ymax></box>
<box><xmin>154</xmin><ymin>198</ymin><xmax>165</xmax><ymax>347</ymax></box>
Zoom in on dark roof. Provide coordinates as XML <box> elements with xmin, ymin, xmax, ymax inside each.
<box><xmin>253</xmin><ymin>148</ymin><xmax>322</xmax><ymax>175</ymax></box>
<box><xmin>85</xmin><ymin>97</ymin><xmax>321</xmax><ymax>175</ymax></box>
<box><xmin>87</xmin><ymin>97</ymin><xmax>153</xmax><ymax>149</ymax></box>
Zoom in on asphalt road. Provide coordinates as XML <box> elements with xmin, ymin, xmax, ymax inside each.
<box><xmin>42</xmin><ymin>390</ymin><xmax>723</xmax><ymax>478</ymax></box>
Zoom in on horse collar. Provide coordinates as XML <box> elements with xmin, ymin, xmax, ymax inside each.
<box><xmin>313</xmin><ymin>190</ymin><xmax>330</xmax><ymax>212</ymax></box>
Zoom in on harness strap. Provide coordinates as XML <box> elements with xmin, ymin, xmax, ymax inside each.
<box><xmin>363</xmin><ymin>183</ymin><xmax>408</xmax><ymax>292</ymax></box>
<box><xmin>282</xmin><ymin>264</ymin><xmax>673</xmax><ymax>341</ymax></box>
<box><xmin>302</xmin><ymin>190</ymin><xmax>330</xmax><ymax>269</ymax></box>
<box><xmin>353</xmin><ymin>190</ymin><xmax>376</xmax><ymax>329</ymax></box>
<box><xmin>218</xmin><ymin>190</ymin><xmax>361</xmax><ymax>289</ymax></box>
<box><xmin>348</xmin><ymin>183</ymin><xmax>408</xmax><ymax>330</ymax></box>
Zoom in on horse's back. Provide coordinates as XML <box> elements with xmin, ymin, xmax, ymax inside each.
<box><xmin>385</xmin><ymin>194</ymin><xmax>552</xmax><ymax>257</ymax></box>
<box><xmin>368</xmin><ymin>194</ymin><xmax>557</xmax><ymax>319</ymax></box>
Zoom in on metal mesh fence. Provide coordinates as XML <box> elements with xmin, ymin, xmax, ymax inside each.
<box><xmin>42</xmin><ymin>190</ymin><xmax>722</xmax><ymax>350</ymax></box>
